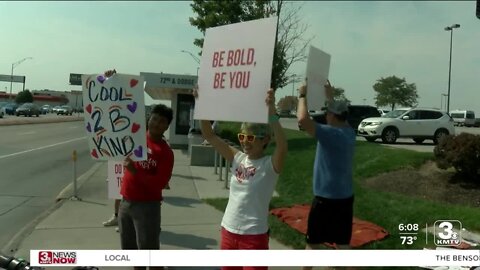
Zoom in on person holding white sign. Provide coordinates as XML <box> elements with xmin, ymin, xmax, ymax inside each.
<box><xmin>296</xmin><ymin>80</ymin><xmax>356</xmax><ymax>269</ymax></box>
<box><xmin>194</xmin><ymin>87</ymin><xmax>287</xmax><ymax>270</ymax></box>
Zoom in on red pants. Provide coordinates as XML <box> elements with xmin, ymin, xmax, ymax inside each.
<box><xmin>220</xmin><ymin>227</ymin><xmax>269</xmax><ymax>270</ymax></box>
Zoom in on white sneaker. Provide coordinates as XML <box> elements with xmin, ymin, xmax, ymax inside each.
<box><xmin>102</xmin><ymin>215</ymin><xmax>118</xmax><ymax>226</ymax></box>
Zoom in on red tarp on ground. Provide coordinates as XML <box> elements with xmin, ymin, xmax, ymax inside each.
<box><xmin>270</xmin><ymin>204</ymin><xmax>389</xmax><ymax>248</ymax></box>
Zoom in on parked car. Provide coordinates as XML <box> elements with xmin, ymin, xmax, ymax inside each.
<box><xmin>57</xmin><ymin>105</ymin><xmax>73</xmax><ymax>115</ymax></box>
<box><xmin>300</xmin><ymin>105</ymin><xmax>381</xmax><ymax>132</ymax></box>
<box><xmin>0</xmin><ymin>102</ymin><xmax>7</xmax><ymax>118</ymax></box>
<box><xmin>52</xmin><ymin>106</ymin><xmax>62</xmax><ymax>113</ymax></box>
<box><xmin>449</xmin><ymin>110</ymin><xmax>475</xmax><ymax>127</ymax></box>
<box><xmin>357</xmin><ymin>107</ymin><xmax>455</xmax><ymax>144</ymax></box>
<box><xmin>41</xmin><ymin>104</ymin><xmax>52</xmax><ymax>114</ymax></box>
<box><xmin>15</xmin><ymin>103</ymin><xmax>41</xmax><ymax>117</ymax></box>
<box><xmin>378</xmin><ymin>109</ymin><xmax>390</xmax><ymax>116</ymax></box>
<box><xmin>3</xmin><ymin>103</ymin><xmax>19</xmax><ymax>115</ymax></box>
<box><xmin>475</xmin><ymin>118</ymin><xmax>480</xmax><ymax>128</ymax></box>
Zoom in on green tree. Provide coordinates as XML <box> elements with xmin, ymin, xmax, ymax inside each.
<box><xmin>373</xmin><ymin>76</ymin><xmax>418</xmax><ymax>110</ymax></box>
<box><xmin>277</xmin><ymin>95</ymin><xmax>297</xmax><ymax>111</ymax></box>
<box><xmin>15</xmin><ymin>89</ymin><xmax>33</xmax><ymax>104</ymax></box>
<box><xmin>189</xmin><ymin>0</ymin><xmax>312</xmax><ymax>90</ymax></box>
<box><xmin>332</xmin><ymin>86</ymin><xmax>351</xmax><ymax>104</ymax></box>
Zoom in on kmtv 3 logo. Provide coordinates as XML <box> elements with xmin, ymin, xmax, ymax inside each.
<box><xmin>434</xmin><ymin>220</ymin><xmax>462</xmax><ymax>246</ymax></box>
<box><xmin>38</xmin><ymin>251</ymin><xmax>77</xmax><ymax>264</ymax></box>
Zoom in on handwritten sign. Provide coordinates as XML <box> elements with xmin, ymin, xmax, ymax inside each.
<box><xmin>306</xmin><ymin>46</ymin><xmax>331</xmax><ymax>110</ymax></box>
<box><xmin>82</xmin><ymin>73</ymin><xmax>147</xmax><ymax>161</ymax></box>
<box><xmin>194</xmin><ymin>17</ymin><xmax>278</xmax><ymax>124</ymax></box>
<box><xmin>107</xmin><ymin>161</ymin><xmax>123</xmax><ymax>199</ymax></box>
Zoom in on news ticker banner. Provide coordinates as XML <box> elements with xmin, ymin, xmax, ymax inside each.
<box><xmin>31</xmin><ymin>250</ymin><xmax>480</xmax><ymax>267</ymax></box>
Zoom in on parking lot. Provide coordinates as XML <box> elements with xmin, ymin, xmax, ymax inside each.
<box><xmin>0</xmin><ymin>112</ymin><xmax>83</xmax><ymax>126</ymax></box>
<box><xmin>279</xmin><ymin>118</ymin><xmax>480</xmax><ymax>153</ymax></box>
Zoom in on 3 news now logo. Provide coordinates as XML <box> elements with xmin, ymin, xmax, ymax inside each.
<box><xmin>38</xmin><ymin>251</ymin><xmax>77</xmax><ymax>264</ymax></box>
<box><xmin>434</xmin><ymin>220</ymin><xmax>462</xmax><ymax>246</ymax></box>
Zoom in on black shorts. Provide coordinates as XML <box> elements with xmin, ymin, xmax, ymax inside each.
<box><xmin>306</xmin><ymin>195</ymin><xmax>354</xmax><ymax>245</ymax></box>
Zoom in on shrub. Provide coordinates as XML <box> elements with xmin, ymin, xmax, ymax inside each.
<box><xmin>434</xmin><ymin>132</ymin><xmax>480</xmax><ymax>182</ymax></box>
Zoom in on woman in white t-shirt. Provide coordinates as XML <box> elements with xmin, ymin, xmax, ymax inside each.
<box><xmin>195</xmin><ymin>88</ymin><xmax>287</xmax><ymax>270</ymax></box>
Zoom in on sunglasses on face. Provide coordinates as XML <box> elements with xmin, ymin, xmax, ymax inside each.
<box><xmin>237</xmin><ymin>133</ymin><xmax>264</xmax><ymax>143</ymax></box>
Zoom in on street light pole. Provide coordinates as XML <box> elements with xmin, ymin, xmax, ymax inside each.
<box><xmin>291</xmin><ymin>74</ymin><xmax>297</xmax><ymax>97</ymax></box>
<box><xmin>444</xmin><ymin>24</ymin><xmax>460</xmax><ymax>115</ymax></box>
<box><xmin>10</xmin><ymin>57</ymin><xmax>33</xmax><ymax>101</ymax></box>
<box><xmin>181</xmin><ymin>50</ymin><xmax>200</xmax><ymax>64</ymax></box>
<box><xmin>181</xmin><ymin>50</ymin><xmax>200</xmax><ymax>78</ymax></box>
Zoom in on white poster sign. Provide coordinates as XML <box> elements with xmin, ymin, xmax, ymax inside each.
<box><xmin>306</xmin><ymin>46</ymin><xmax>331</xmax><ymax>110</ymax></box>
<box><xmin>82</xmin><ymin>73</ymin><xmax>147</xmax><ymax>161</ymax></box>
<box><xmin>194</xmin><ymin>17</ymin><xmax>278</xmax><ymax>124</ymax></box>
<box><xmin>107</xmin><ymin>161</ymin><xmax>123</xmax><ymax>199</ymax></box>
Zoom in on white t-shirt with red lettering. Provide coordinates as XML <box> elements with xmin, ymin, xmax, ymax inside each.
<box><xmin>221</xmin><ymin>152</ymin><xmax>279</xmax><ymax>235</ymax></box>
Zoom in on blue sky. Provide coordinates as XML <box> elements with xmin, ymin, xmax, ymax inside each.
<box><xmin>1</xmin><ymin>1</ymin><xmax>478</xmax><ymax>113</ymax></box>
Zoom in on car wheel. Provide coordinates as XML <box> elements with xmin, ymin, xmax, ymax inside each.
<box><xmin>413</xmin><ymin>138</ymin><xmax>425</xmax><ymax>144</ymax></box>
<box><xmin>381</xmin><ymin>127</ymin><xmax>398</xmax><ymax>144</ymax></box>
<box><xmin>365</xmin><ymin>137</ymin><xmax>376</xmax><ymax>142</ymax></box>
<box><xmin>433</xmin><ymin>129</ymin><xmax>449</xmax><ymax>144</ymax></box>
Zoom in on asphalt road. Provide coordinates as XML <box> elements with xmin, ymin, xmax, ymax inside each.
<box><xmin>279</xmin><ymin>117</ymin><xmax>480</xmax><ymax>153</ymax></box>
<box><xmin>0</xmin><ymin>120</ymin><xmax>95</xmax><ymax>250</ymax></box>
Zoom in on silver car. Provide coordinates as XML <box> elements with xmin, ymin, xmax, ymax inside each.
<box><xmin>57</xmin><ymin>105</ymin><xmax>73</xmax><ymax>115</ymax></box>
<box><xmin>358</xmin><ymin>107</ymin><xmax>455</xmax><ymax>144</ymax></box>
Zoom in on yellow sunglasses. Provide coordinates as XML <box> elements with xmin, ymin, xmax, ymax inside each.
<box><xmin>237</xmin><ymin>133</ymin><xmax>264</xmax><ymax>143</ymax></box>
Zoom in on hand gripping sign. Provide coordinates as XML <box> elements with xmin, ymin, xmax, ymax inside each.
<box><xmin>82</xmin><ymin>73</ymin><xmax>147</xmax><ymax>161</ymax></box>
<box><xmin>194</xmin><ymin>17</ymin><xmax>278</xmax><ymax>124</ymax></box>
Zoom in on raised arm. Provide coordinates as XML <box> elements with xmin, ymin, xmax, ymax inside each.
<box><xmin>296</xmin><ymin>82</ymin><xmax>316</xmax><ymax>137</ymax></box>
<box><xmin>297</xmin><ymin>80</ymin><xmax>334</xmax><ymax>137</ymax></box>
<box><xmin>267</xmin><ymin>89</ymin><xmax>287</xmax><ymax>173</ymax></box>
<box><xmin>200</xmin><ymin>120</ymin><xmax>238</xmax><ymax>163</ymax></box>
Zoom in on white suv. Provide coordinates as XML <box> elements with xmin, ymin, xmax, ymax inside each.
<box><xmin>357</xmin><ymin>107</ymin><xmax>455</xmax><ymax>144</ymax></box>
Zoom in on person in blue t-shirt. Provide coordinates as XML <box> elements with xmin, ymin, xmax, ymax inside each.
<box><xmin>296</xmin><ymin>79</ymin><xmax>356</xmax><ymax>270</ymax></box>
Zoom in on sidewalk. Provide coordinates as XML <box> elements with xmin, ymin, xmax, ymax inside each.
<box><xmin>10</xmin><ymin>146</ymin><xmax>296</xmax><ymax>270</ymax></box>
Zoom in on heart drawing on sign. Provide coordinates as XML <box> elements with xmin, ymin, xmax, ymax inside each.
<box><xmin>133</xmin><ymin>146</ymin><xmax>143</xmax><ymax>158</ymax></box>
<box><xmin>127</xmin><ymin>102</ymin><xmax>137</xmax><ymax>113</ymax></box>
<box><xmin>91</xmin><ymin>149</ymin><xmax>98</xmax><ymax>159</ymax></box>
<box><xmin>86</xmin><ymin>104</ymin><xmax>92</xmax><ymax>114</ymax></box>
<box><xmin>86</xmin><ymin>122</ymin><xmax>91</xmax><ymax>132</ymax></box>
<box><xmin>97</xmin><ymin>75</ymin><xmax>106</xmax><ymax>83</ymax></box>
<box><xmin>130</xmin><ymin>79</ymin><xmax>139</xmax><ymax>88</ymax></box>
<box><xmin>131</xmin><ymin>123</ymin><xmax>141</xmax><ymax>133</ymax></box>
